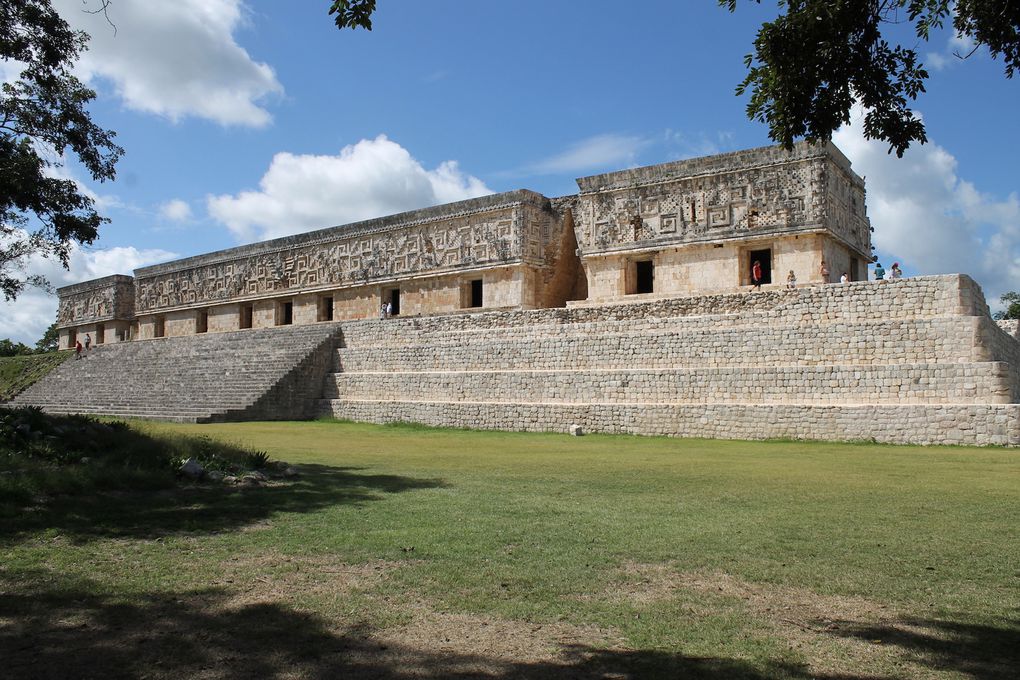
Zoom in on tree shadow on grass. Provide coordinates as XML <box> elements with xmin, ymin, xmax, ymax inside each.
<box><xmin>0</xmin><ymin>464</ymin><xmax>446</xmax><ymax>545</ymax></box>
<box><xmin>0</xmin><ymin>568</ymin><xmax>885</xmax><ymax>680</ymax></box>
<box><xmin>828</xmin><ymin>616</ymin><xmax>1020</xmax><ymax>680</ymax></box>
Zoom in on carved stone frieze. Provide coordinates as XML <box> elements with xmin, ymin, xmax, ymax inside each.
<box><xmin>573</xmin><ymin>142</ymin><xmax>870</xmax><ymax>257</ymax></box>
<box><xmin>134</xmin><ymin>201</ymin><xmax>557</xmax><ymax>314</ymax></box>
<box><xmin>56</xmin><ymin>275</ymin><xmax>135</xmax><ymax>328</ymax></box>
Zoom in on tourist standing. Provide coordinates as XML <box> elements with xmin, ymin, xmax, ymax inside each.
<box><xmin>840</xmin><ymin>272</ymin><xmax>849</xmax><ymax>284</ymax></box>
<box><xmin>819</xmin><ymin>259</ymin><xmax>830</xmax><ymax>283</ymax></box>
<box><xmin>380</xmin><ymin>303</ymin><xmax>386</xmax><ymax>320</ymax></box>
<box><xmin>75</xmin><ymin>340</ymin><xmax>83</xmax><ymax>360</ymax></box>
<box><xmin>84</xmin><ymin>333</ymin><xmax>91</xmax><ymax>351</ymax></box>
<box><xmin>385</xmin><ymin>301</ymin><xmax>392</xmax><ymax>318</ymax></box>
<box><xmin>890</xmin><ymin>262</ymin><xmax>903</xmax><ymax>279</ymax></box>
<box><xmin>786</xmin><ymin>270</ymin><xmax>797</xmax><ymax>289</ymax></box>
<box><xmin>873</xmin><ymin>262</ymin><xmax>885</xmax><ymax>280</ymax></box>
<box><xmin>751</xmin><ymin>260</ymin><xmax>763</xmax><ymax>290</ymax></box>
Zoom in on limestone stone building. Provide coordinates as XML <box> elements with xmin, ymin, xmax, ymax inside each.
<box><xmin>55</xmin><ymin>141</ymin><xmax>871</xmax><ymax>349</ymax></box>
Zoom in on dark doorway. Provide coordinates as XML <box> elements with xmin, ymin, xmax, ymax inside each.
<box><xmin>196</xmin><ymin>310</ymin><xmax>208</xmax><ymax>334</ymax></box>
<box><xmin>749</xmin><ymin>249</ymin><xmax>772</xmax><ymax>285</ymax></box>
<box><xmin>635</xmin><ymin>260</ymin><xmax>654</xmax><ymax>294</ymax></box>
<box><xmin>319</xmin><ymin>296</ymin><xmax>334</xmax><ymax>321</ymax></box>
<box><xmin>95</xmin><ymin>323</ymin><xmax>105</xmax><ymax>344</ymax></box>
<box><xmin>240</xmin><ymin>304</ymin><xmax>253</xmax><ymax>329</ymax></box>
<box><xmin>850</xmin><ymin>258</ymin><xmax>860</xmax><ymax>282</ymax></box>
<box><xmin>280</xmin><ymin>301</ymin><xmax>293</xmax><ymax>325</ymax></box>
<box><xmin>154</xmin><ymin>316</ymin><xmax>165</xmax><ymax>338</ymax></box>
<box><xmin>389</xmin><ymin>288</ymin><xmax>401</xmax><ymax>316</ymax></box>
<box><xmin>471</xmin><ymin>279</ymin><xmax>483</xmax><ymax>308</ymax></box>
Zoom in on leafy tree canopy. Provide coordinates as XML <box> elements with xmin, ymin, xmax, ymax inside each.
<box><xmin>35</xmin><ymin>321</ymin><xmax>58</xmax><ymax>352</ymax></box>
<box><xmin>993</xmin><ymin>291</ymin><xmax>1020</xmax><ymax>320</ymax></box>
<box><xmin>721</xmin><ymin>0</ymin><xmax>1020</xmax><ymax>156</ymax></box>
<box><xmin>1</xmin><ymin>0</ymin><xmax>123</xmax><ymax>301</ymax></box>
<box><xmin>0</xmin><ymin>338</ymin><xmax>34</xmax><ymax>357</ymax></box>
<box><xmin>329</xmin><ymin>0</ymin><xmax>376</xmax><ymax>31</ymax></box>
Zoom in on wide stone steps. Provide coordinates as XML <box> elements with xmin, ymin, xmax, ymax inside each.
<box><xmin>334</xmin><ymin>317</ymin><xmax>979</xmax><ymax>372</ymax></box>
<box><xmin>13</xmin><ymin>322</ymin><xmax>343</xmax><ymax>421</ymax></box>
<box><xmin>322</xmin><ymin>363</ymin><xmax>1010</xmax><ymax>405</ymax></box>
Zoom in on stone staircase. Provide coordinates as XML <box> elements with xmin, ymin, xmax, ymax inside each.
<box><xmin>11</xmin><ymin>323</ymin><xmax>344</xmax><ymax>422</ymax></box>
<box><xmin>317</xmin><ymin>275</ymin><xmax>1020</xmax><ymax>445</ymax></box>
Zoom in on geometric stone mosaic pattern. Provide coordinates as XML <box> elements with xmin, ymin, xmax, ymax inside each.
<box><xmin>133</xmin><ymin>192</ymin><xmax>558</xmax><ymax>315</ymax></box>
<box><xmin>573</xmin><ymin>143</ymin><xmax>869</xmax><ymax>256</ymax></box>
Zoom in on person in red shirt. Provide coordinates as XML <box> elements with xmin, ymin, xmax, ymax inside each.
<box><xmin>751</xmin><ymin>260</ymin><xmax>763</xmax><ymax>290</ymax></box>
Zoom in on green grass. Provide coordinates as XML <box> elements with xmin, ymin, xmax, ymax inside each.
<box><xmin>0</xmin><ymin>351</ymin><xmax>72</xmax><ymax>401</ymax></box>
<box><xmin>2</xmin><ymin>419</ymin><xmax>1018</xmax><ymax>678</ymax></box>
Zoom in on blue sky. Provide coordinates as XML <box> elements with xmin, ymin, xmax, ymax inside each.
<box><xmin>3</xmin><ymin>0</ymin><xmax>1019</xmax><ymax>343</ymax></box>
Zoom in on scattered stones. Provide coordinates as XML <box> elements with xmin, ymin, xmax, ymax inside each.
<box><xmin>282</xmin><ymin>466</ymin><xmax>299</xmax><ymax>478</ymax></box>
<box><xmin>206</xmin><ymin>470</ymin><xmax>224</xmax><ymax>483</ymax></box>
<box><xmin>178</xmin><ymin>457</ymin><xmax>204</xmax><ymax>479</ymax></box>
<box><xmin>222</xmin><ymin>475</ymin><xmax>238</xmax><ymax>485</ymax></box>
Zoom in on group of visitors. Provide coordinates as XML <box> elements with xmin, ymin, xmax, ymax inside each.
<box><xmin>379</xmin><ymin>302</ymin><xmax>393</xmax><ymax>319</ymax></box>
<box><xmin>751</xmin><ymin>259</ymin><xmax>905</xmax><ymax>291</ymax></box>
<box><xmin>74</xmin><ymin>333</ymin><xmax>91</xmax><ymax>360</ymax></box>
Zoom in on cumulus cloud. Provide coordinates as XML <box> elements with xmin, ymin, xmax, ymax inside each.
<box><xmin>528</xmin><ymin>134</ymin><xmax>650</xmax><ymax>175</ymax></box>
<box><xmin>0</xmin><ymin>242</ymin><xmax>176</xmax><ymax>345</ymax></box>
<box><xmin>207</xmin><ymin>135</ymin><xmax>492</xmax><ymax>242</ymax></box>
<box><xmin>926</xmin><ymin>30</ymin><xmax>978</xmax><ymax>71</ymax></box>
<box><xmin>833</xmin><ymin>107</ymin><xmax>1020</xmax><ymax>310</ymax></box>
<box><xmin>53</xmin><ymin>0</ymin><xmax>282</xmax><ymax>127</ymax></box>
<box><xmin>159</xmin><ymin>199</ymin><xmax>193</xmax><ymax>222</ymax></box>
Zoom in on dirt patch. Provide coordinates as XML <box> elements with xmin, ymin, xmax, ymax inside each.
<box><xmin>613</xmin><ymin>562</ymin><xmax>956</xmax><ymax>679</ymax></box>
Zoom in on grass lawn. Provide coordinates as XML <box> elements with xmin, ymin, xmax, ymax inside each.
<box><xmin>2</xmin><ymin>419</ymin><xmax>1017</xmax><ymax>679</ymax></box>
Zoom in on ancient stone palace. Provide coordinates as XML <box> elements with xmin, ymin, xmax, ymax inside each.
<box><xmin>54</xmin><ymin>141</ymin><xmax>871</xmax><ymax>348</ymax></box>
<box><xmin>18</xmin><ymin>141</ymin><xmax>1020</xmax><ymax>446</ymax></box>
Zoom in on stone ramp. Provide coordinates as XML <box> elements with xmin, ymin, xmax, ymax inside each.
<box><xmin>11</xmin><ymin>323</ymin><xmax>343</xmax><ymax>422</ymax></box>
<box><xmin>319</xmin><ymin>276</ymin><xmax>1020</xmax><ymax>445</ymax></box>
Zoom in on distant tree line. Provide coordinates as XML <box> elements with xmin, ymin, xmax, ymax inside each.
<box><xmin>0</xmin><ymin>323</ymin><xmax>59</xmax><ymax>356</ymax></box>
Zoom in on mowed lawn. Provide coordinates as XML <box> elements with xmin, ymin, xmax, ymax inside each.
<box><xmin>2</xmin><ymin>420</ymin><xmax>1018</xmax><ymax>679</ymax></box>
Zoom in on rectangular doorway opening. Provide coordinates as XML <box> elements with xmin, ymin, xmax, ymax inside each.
<box><xmin>278</xmin><ymin>301</ymin><xmax>293</xmax><ymax>326</ymax></box>
<box><xmin>196</xmin><ymin>310</ymin><xmax>208</xmax><ymax>334</ymax></box>
<box><xmin>154</xmin><ymin>315</ymin><xmax>165</xmax><ymax>338</ymax></box>
<box><xmin>635</xmin><ymin>260</ymin><xmax>654</xmax><ymax>294</ymax></box>
<box><xmin>319</xmin><ymin>296</ymin><xmax>334</xmax><ymax>322</ymax></box>
<box><xmin>95</xmin><ymin>323</ymin><xmax>105</xmax><ymax>344</ymax></box>
<box><xmin>387</xmin><ymin>288</ymin><xmax>401</xmax><ymax>316</ymax></box>
<box><xmin>748</xmin><ymin>248</ymin><xmax>773</xmax><ymax>286</ymax></box>
<box><xmin>850</xmin><ymin>257</ymin><xmax>860</xmax><ymax>282</ymax></box>
<box><xmin>470</xmin><ymin>279</ymin><xmax>483</xmax><ymax>308</ymax></box>
<box><xmin>240</xmin><ymin>304</ymin><xmax>253</xmax><ymax>329</ymax></box>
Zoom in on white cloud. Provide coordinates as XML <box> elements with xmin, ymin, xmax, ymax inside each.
<box><xmin>528</xmin><ymin>134</ymin><xmax>649</xmax><ymax>175</ymax></box>
<box><xmin>207</xmin><ymin>135</ymin><xmax>492</xmax><ymax>242</ymax></box>
<box><xmin>834</xmin><ymin>107</ymin><xmax>1020</xmax><ymax>311</ymax></box>
<box><xmin>927</xmin><ymin>29</ymin><xmax>979</xmax><ymax>71</ymax></box>
<box><xmin>54</xmin><ymin>0</ymin><xmax>282</xmax><ymax>127</ymax></box>
<box><xmin>159</xmin><ymin>199</ymin><xmax>193</xmax><ymax>222</ymax></box>
<box><xmin>665</xmin><ymin>129</ymin><xmax>737</xmax><ymax>160</ymax></box>
<box><xmin>0</xmin><ymin>242</ymin><xmax>176</xmax><ymax>345</ymax></box>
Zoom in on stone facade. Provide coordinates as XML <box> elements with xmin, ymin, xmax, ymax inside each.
<box><xmin>40</xmin><ymin>142</ymin><xmax>1020</xmax><ymax>445</ymax></box>
<box><xmin>55</xmin><ymin>275</ymin><xmax>136</xmax><ymax>348</ymax></box>
<box><xmin>54</xmin><ymin>141</ymin><xmax>867</xmax><ymax>348</ymax></box>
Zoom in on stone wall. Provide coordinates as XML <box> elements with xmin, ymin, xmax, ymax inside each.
<box><xmin>320</xmin><ymin>275</ymin><xmax>1020</xmax><ymax>446</ymax></box>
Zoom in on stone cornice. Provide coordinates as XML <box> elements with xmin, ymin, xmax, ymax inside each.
<box><xmin>575</xmin><ymin>141</ymin><xmax>862</xmax><ymax>194</ymax></box>
<box><xmin>134</xmin><ymin>189</ymin><xmax>551</xmax><ymax>279</ymax></box>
